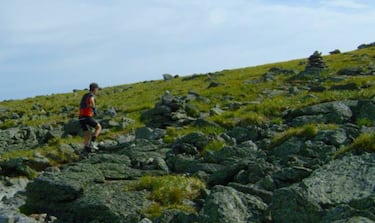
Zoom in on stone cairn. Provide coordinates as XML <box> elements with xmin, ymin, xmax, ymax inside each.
<box><xmin>297</xmin><ymin>51</ymin><xmax>327</xmax><ymax>78</ymax></box>
<box><xmin>306</xmin><ymin>51</ymin><xmax>327</xmax><ymax>70</ymax></box>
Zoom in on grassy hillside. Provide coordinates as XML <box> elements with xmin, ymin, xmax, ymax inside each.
<box><xmin>1</xmin><ymin>45</ymin><xmax>375</xmax><ymax>161</ymax></box>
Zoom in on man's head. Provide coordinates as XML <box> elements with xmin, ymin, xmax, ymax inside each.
<box><xmin>89</xmin><ymin>82</ymin><xmax>99</xmax><ymax>93</ymax></box>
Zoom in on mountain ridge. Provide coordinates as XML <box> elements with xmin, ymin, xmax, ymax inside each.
<box><xmin>0</xmin><ymin>42</ymin><xmax>375</xmax><ymax>222</ymax></box>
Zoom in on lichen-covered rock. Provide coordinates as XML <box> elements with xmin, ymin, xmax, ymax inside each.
<box><xmin>268</xmin><ymin>153</ymin><xmax>375</xmax><ymax>223</ymax></box>
<box><xmin>199</xmin><ymin>185</ymin><xmax>267</xmax><ymax>223</ymax></box>
<box><xmin>285</xmin><ymin>101</ymin><xmax>353</xmax><ymax>126</ymax></box>
<box><xmin>24</xmin><ymin>161</ymin><xmax>152</xmax><ymax>223</ymax></box>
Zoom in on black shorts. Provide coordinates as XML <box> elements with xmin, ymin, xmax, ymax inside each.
<box><xmin>79</xmin><ymin>116</ymin><xmax>99</xmax><ymax>131</ymax></box>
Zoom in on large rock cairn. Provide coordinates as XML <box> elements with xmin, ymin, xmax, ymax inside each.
<box><xmin>298</xmin><ymin>51</ymin><xmax>328</xmax><ymax>78</ymax></box>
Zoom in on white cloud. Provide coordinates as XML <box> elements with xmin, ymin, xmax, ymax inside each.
<box><xmin>319</xmin><ymin>0</ymin><xmax>368</xmax><ymax>9</ymax></box>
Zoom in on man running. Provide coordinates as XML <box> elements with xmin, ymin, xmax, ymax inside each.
<box><xmin>79</xmin><ymin>82</ymin><xmax>102</xmax><ymax>155</ymax></box>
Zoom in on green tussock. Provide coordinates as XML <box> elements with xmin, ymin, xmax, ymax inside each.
<box><xmin>126</xmin><ymin>175</ymin><xmax>206</xmax><ymax>219</ymax></box>
<box><xmin>270</xmin><ymin>124</ymin><xmax>338</xmax><ymax>149</ymax></box>
<box><xmin>336</xmin><ymin>132</ymin><xmax>375</xmax><ymax>156</ymax></box>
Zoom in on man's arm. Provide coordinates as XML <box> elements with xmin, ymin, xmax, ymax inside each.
<box><xmin>89</xmin><ymin>96</ymin><xmax>96</xmax><ymax>108</ymax></box>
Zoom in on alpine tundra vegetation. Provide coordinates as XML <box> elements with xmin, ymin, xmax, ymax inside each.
<box><xmin>1</xmin><ymin>42</ymin><xmax>375</xmax><ymax>222</ymax></box>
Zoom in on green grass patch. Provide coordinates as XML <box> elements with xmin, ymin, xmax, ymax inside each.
<box><xmin>202</xmin><ymin>140</ymin><xmax>226</xmax><ymax>154</ymax></box>
<box><xmin>269</xmin><ymin>124</ymin><xmax>338</xmax><ymax>149</ymax></box>
<box><xmin>356</xmin><ymin>118</ymin><xmax>373</xmax><ymax>127</ymax></box>
<box><xmin>163</xmin><ymin>125</ymin><xmax>225</xmax><ymax>144</ymax></box>
<box><xmin>336</xmin><ymin>132</ymin><xmax>375</xmax><ymax>156</ymax></box>
<box><xmin>126</xmin><ymin>175</ymin><xmax>206</xmax><ymax>219</ymax></box>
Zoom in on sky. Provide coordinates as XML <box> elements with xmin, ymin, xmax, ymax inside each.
<box><xmin>0</xmin><ymin>0</ymin><xmax>374</xmax><ymax>101</ymax></box>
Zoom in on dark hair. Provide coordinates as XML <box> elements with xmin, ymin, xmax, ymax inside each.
<box><xmin>89</xmin><ymin>82</ymin><xmax>99</xmax><ymax>91</ymax></box>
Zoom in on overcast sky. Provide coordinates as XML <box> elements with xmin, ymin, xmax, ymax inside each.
<box><xmin>0</xmin><ymin>0</ymin><xmax>374</xmax><ymax>101</ymax></box>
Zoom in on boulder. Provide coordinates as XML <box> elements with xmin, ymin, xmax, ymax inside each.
<box><xmin>352</xmin><ymin>99</ymin><xmax>375</xmax><ymax>124</ymax></box>
<box><xmin>172</xmin><ymin>132</ymin><xmax>210</xmax><ymax>154</ymax></box>
<box><xmin>315</xmin><ymin>128</ymin><xmax>348</xmax><ymax>147</ymax></box>
<box><xmin>286</xmin><ymin>101</ymin><xmax>353</xmax><ymax>125</ymax></box>
<box><xmin>163</xmin><ymin>73</ymin><xmax>174</xmax><ymax>81</ymax></box>
<box><xmin>135</xmin><ymin>127</ymin><xmax>166</xmax><ymax>140</ymax></box>
<box><xmin>154</xmin><ymin>210</ymin><xmax>198</xmax><ymax>223</ymax></box>
<box><xmin>269</xmin><ymin>185</ymin><xmax>323</xmax><ymax>223</ymax></box>
<box><xmin>268</xmin><ymin>153</ymin><xmax>375</xmax><ymax>223</ymax></box>
<box><xmin>63</xmin><ymin>119</ymin><xmax>83</xmax><ymax>136</ymax></box>
<box><xmin>204</xmin><ymin>141</ymin><xmax>261</xmax><ymax>164</ymax></box>
<box><xmin>103</xmin><ymin>107</ymin><xmax>117</xmax><ymax>117</ymax></box>
<box><xmin>227</xmin><ymin>126</ymin><xmax>260</xmax><ymax>143</ymax></box>
<box><xmin>24</xmin><ymin>161</ymin><xmax>152</xmax><ymax>223</ymax></box>
<box><xmin>199</xmin><ymin>185</ymin><xmax>267</xmax><ymax>223</ymax></box>
<box><xmin>330</xmin><ymin>82</ymin><xmax>360</xmax><ymax>91</ymax></box>
<box><xmin>167</xmin><ymin>154</ymin><xmax>223</xmax><ymax>175</ymax></box>
<box><xmin>0</xmin><ymin>158</ymin><xmax>38</xmax><ymax>179</ymax></box>
<box><xmin>207</xmin><ymin>160</ymin><xmax>249</xmax><ymax>186</ymax></box>
<box><xmin>337</xmin><ymin>67</ymin><xmax>364</xmax><ymax>76</ymax></box>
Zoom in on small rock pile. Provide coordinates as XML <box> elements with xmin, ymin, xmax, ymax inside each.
<box><xmin>141</xmin><ymin>91</ymin><xmax>198</xmax><ymax>128</ymax></box>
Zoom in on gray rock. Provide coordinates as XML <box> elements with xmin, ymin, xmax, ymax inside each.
<box><xmin>0</xmin><ymin>177</ymin><xmax>29</xmax><ymax>204</ymax></box>
<box><xmin>333</xmin><ymin>217</ymin><xmax>375</xmax><ymax>223</ymax></box>
<box><xmin>154</xmin><ymin>210</ymin><xmax>198</xmax><ymax>223</ymax></box>
<box><xmin>272</xmin><ymin>136</ymin><xmax>305</xmax><ymax>157</ymax></box>
<box><xmin>272</xmin><ymin>166</ymin><xmax>313</xmax><ymax>186</ymax></box>
<box><xmin>101</xmin><ymin>119</ymin><xmax>121</xmax><ymax>128</ymax></box>
<box><xmin>269</xmin><ymin>185</ymin><xmax>323</xmax><ymax>223</ymax></box>
<box><xmin>85</xmin><ymin>153</ymin><xmax>132</xmax><ymax>166</ymax></box>
<box><xmin>210</xmin><ymin>107</ymin><xmax>224</xmax><ymax>116</ymax></box>
<box><xmin>172</xmin><ymin>132</ymin><xmax>210</xmax><ymax>154</ymax></box>
<box><xmin>315</xmin><ymin>128</ymin><xmax>347</xmax><ymax>147</ymax></box>
<box><xmin>139</xmin><ymin>218</ymin><xmax>153</xmax><ymax>223</ymax></box>
<box><xmin>199</xmin><ymin>185</ymin><xmax>267</xmax><ymax>223</ymax></box>
<box><xmin>167</xmin><ymin>154</ymin><xmax>223</xmax><ymax>175</ymax></box>
<box><xmin>228</xmin><ymin>182</ymin><xmax>273</xmax><ymax>204</ymax></box>
<box><xmin>286</xmin><ymin>101</ymin><xmax>353</xmax><ymax>125</ymax></box>
<box><xmin>136</xmin><ymin>127</ymin><xmax>166</xmax><ymax>140</ymax></box>
<box><xmin>25</xmin><ymin>163</ymin><xmax>104</xmax><ymax>204</ymax></box>
<box><xmin>353</xmin><ymin>99</ymin><xmax>375</xmax><ymax>124</ymax></box>
<box><xmin>268</xmin><ymin>153</ymin><xmax>375</xmax><ymax>223</ymax></box>
<box><xmin>208</xmin><ymin>160</ymin><xmax>249</xmax><ymax>186</ymax></box>
<box><xmin>330</xmin><ymin>82</ymin><xmax>360</xmax><ymax>91</ymax></box>
<box><xmin>63</xmin><ymin>119</ymin><xmax>83</xmax><ymax>136</ymax></box>
<box><xmin>70</xmin><ymin>182</ymin><xmax>151</xmax><ymax>223</ymax></box>
<box><xmin>24</xmin><ymin>162</ymin><xmax>152</xmax><ymax>223</ymax></box>
<box><xmin>337</xmin><ymin>67</ymin><xmax>364</xmax><ymax>76</ymax></box>
<box><xmin>204</xmin><ymin>142</ymin><xmax>260</xmax><ymax>164</ymax></box>
<box><xmin>0</xmin><ymin>158</ymin><xmax>38</xmax><ymax>179</ymax></box>
<box><xmin>141</xmin><ymin>92</ymin><xmax>197</xmax><ymax>128</ymax></box>
<box><xmin>0</xmin><ymin>212</ymin><xmax>40</xmax><ymax>223</ymax></box>
<box><xmin>303</xmin><ymin>153</ymin><xmax>375</xmax><ymax>206</ymax></box>
<box><xmin>103</xmin><ymin>106</ymin><xmax>117</xmax><ymax>117</ymax></box>
<box><xmin>192</xmin><ymin>119</ymin><xmax>222</xmax><ymax>129</ymax></box>
<box><xmin>227</xmin><ymin>126</ymin><xmax>260</xmax><ymax>143</ymax></box>
<box><xmin>234</xmin><ymin>158</ymin><xmax>277</xmax><ymax>185</ymax></box>
<box><xmin>163</xmin><ymin>73</ymin><xmax>174</xmax><ymax>81</ymax></box>
<box><xmin>185</xmin><ymin>103</ymin><xmax>201</xmax><ymax>117</ymax></box>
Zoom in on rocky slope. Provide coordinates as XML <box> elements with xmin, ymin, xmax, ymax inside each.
<box><xmin>0</xmin><ymin>46</ymin><xmax>375</xmax><ymax>223</ymax></box>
